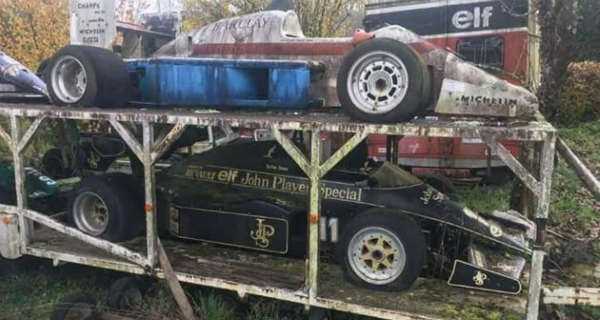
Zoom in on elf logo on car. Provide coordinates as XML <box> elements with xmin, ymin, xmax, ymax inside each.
<box><xmin>452</xmin><ymin>6</ymin><xmax>493</xmax><ymax>30</ymax></box>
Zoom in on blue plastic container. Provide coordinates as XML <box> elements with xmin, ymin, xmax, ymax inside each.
<box><xmin>127</xmin><ymin>58</ymin><xmax>313</xmax><ymax>109</ymax></box>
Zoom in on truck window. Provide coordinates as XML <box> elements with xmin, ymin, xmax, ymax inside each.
<box><xmin>456</xmin><ymin>36</ymin><xmax>504</xmax><ymax>70</ymax></box>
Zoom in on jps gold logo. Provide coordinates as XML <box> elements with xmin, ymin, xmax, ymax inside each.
<box><xmin>473</xmin><ymin>271</ymin><xmax>489</xmax><ymax>286</ymax></box>
<box><xmin>250</xmin><ymin>218</ymin><xmax>275</xmax><ymax>249</ymax></box>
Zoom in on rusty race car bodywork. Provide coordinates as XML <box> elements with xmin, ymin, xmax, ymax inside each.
<box><xmin>44</xmin><ymin>10</ymin><xmax>538</xmax><ymax>123</ymax></box>
<box><xmin>154</xmin><ymin>10</ymin><xmax>538</xmax><ymax>121</ymax></box>
<box><xmin>68</xmin><ymin>139</ymin><xmax>535</xmax><ymax>294</ymax></box>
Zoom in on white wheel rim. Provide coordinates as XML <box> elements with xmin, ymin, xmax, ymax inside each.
<box><xmin>347</xmin><ymin>51</ymin><xmax>410</xmax><ymax>115</ymax></box>
<box><xmin>348</xmin><ymin>226</ymin><xmax>407</xmax><ymax>285</ymax></box>
<box><xmin>51</xmin><ymin>55</ymin><xmax>87</xmax><ymax>103</ymax></box>
<box><xmin>73</xmin><ymin>191</ymin><xmax>109</xmax><ymax>236</ymax></box>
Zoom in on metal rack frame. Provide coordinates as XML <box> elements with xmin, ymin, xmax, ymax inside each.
<box><xmin>0</xmin><ymin>103</ymin><xmax>563</xmax><ymax>319</ymax></box>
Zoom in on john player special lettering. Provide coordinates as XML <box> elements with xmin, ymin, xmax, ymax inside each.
<box><xmin>182</xmin><ymin>165</ymin><xmax>363</xmax><ymax>202</ymax></box>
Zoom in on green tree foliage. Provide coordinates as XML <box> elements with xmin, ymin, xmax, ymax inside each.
<box><xmin>0</xmin><ymin>0</ymin><xmax>69</xmax><ymax>70</ymax></box>
<box><xmin>559</xmin><ymin>62</ymin><xmax>600</xmax><ymax>124</ymax></box>
<box><xmin>182</xmin><ymin>0</ymin><xmax>365</xmax><ymax>37</ymax></box>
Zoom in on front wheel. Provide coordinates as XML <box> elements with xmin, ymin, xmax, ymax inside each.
<box><xmin>337</xmin><ymin>38</ymin><xmax>431</xmax><ymax>123</ymax></box>
<box><xmin>338</xmin><ymin>211</ymin><xmax>425</xmax><ymax>291</ymax></box>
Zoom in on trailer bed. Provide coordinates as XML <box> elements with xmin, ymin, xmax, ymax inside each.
<box><xmin>27</xmin><ymin>226</ymin><xmax>526</xmax><ymax>320</ymax></box>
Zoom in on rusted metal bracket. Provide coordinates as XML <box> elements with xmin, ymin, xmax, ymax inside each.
<box><xmin>16</xmin><ymin>116</ymin><xmax>45</xmax><ymax>153</ymax></box>
<box><xmin>271</xmin><ymin>127</ymin><xmax>311</xmax><ymax>176</ymax></box>
<box><xmin>151</xmin><ymin>122</ymin><xmax>187</xmax><ymax>163</ymax></box>
<box><xmin>482</xmin><ymin>135</ymin><xmax>541</xmax><ymax>197</ymax></box>
<box><xmin>0</xmin><ymin>204</ymin><xmax>147</xmax><ymax>266</ymax></box>
<box><xmin>109</xmin><ymin>119</ymin><xmax>144</xmax><ymax>161</ymax></box>
<box><xmin>319</xmin><ymin>131</ymin><xmax>368</xmax><ymax>178</ymax></box>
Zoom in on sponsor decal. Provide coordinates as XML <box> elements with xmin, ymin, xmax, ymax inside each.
<box><xmin>365</xmin><ymin>0</ymin><xmax>528</xmax><ymax>37</ymax></box>
<box><xmin>180</xmin><ymin>165</ymin><xmax>363</xmax><ymax>202</ymax></box>
<box><xmin>210</xmin><ymin>16</ymin><xmax>270</xmax><ymax>33</ymax></box>
<box><xmin>250</xmin><ymin>218</ymin><xmax>276</xmax><ymax>249</ymax></box>
<box><xmin>458</xmin><ymin>95</ymin><xmax>519</xmax><ymax>107</ymax></box>
<box><xmin>473</xmin><ymin>270</ymin><xmax>489</xmax><ymax>286</ymax></box>
<box><xmin>452</xmin><ymin>6</ymin><xmax>494</xmax><ymax>30</ymax></box>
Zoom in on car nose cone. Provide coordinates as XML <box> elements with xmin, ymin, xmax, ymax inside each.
<box><xmin>0</xmin><ymin>51</ymin><xmax>48</xmax><ymax>97</ymax></box>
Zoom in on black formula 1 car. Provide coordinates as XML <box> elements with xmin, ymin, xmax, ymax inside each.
<box><xmin>68</xmin><ymin>140</ymin><xmax>535</xmax><ymax>294</ymax></box>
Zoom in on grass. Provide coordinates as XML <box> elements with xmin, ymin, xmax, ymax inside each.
<box><xmin>0</xmin><ymin>121</ymin><xmax>599</xmax><ymax>320</ymax></box>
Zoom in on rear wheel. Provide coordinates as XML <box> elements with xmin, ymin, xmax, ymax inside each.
<box><xmin>337</xmin><ymin>38</ymin><xmax>431</xmax><ymax>123</ymax></box>
<box><xmin>69</xmin><ymin>174</ymin><xmax>142</xmax><ymax>241</ymax></box>
<box><xmin>45</xmin><ymin>45</ymin><xmax>131</xmax><ymax>108</ymax></box>
<box><xmin>338</xmin><ymin>211</ymin><xmax>425</xmax><ymax>291</ymax></box>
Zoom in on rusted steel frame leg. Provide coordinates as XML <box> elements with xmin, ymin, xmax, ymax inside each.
<box><xmin>483</xmin><ymin>135</ymin><xmax>541</xmax><ymax>196</ymax></box>
<box><xmin>9</xmin><ymin>115</ymin><xmax>46</xmax><ymax>249</ymax></box>
<box><xmin>307</xmin><ymin>130</ymin><xmax>321</xmax><ymax>303</ymax></box>
<box><xmin>526</xmin><ymin>132</ymin><xmax>556</xmax><ymax>320</ymax></box>
<box><xmin>142</xmin><ymin>121</ymin><xmax>158</xmax><ymax>267</ymax></box>
<box><xmin>270</xmin><ymin>128</ymin><xmax>319</xmax><ymax>302</ymax></box>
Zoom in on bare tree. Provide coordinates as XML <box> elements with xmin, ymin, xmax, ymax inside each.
<box><xmin>536</xmin><ymin>0</ymin><xmax>579</xmax><ymax>120</ymax></box>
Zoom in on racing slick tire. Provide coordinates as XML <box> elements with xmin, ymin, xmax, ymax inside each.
<box><xmin>338</xmin><ymin>210</ymin><xmax>425</xmax><ymax>291</ymax></box>
<box><xmin>68</xmin><ymin>173</ymin><xmax>143</xmax><ymax>242</ymax></box>
<box><xmin>45</xmin><ymin>45</ymin><xmax>131</xmax><ymax>108</ymax></box>
<box><xmin>337</xmin><ymin>38</ymin><xmax>431</xmax><ymax>123</ymax></box>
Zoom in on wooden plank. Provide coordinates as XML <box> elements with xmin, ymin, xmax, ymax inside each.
<box><xmin>483</xmin><ymin>136</ymin><xmax>541</xmax><ymax>196</ymax></box>
<box><xmin>544</xmin><ymin>287</ymin><xmax>600</xmax><ymax>306</ymax></box>
<box><xmin>157</xmin><ymin>239</ymin><xmax>199</xmax><ymax>320</ymax></box>
<box><xmin>557</xmin><ymin>137</ymin><xmax>600</xmax><ymax>201</ymax></box>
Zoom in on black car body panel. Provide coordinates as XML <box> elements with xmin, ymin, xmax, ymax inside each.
<box><xmin>155</xmin><ymin>140</ymin><xmax>534</xmax><ymax>293</ymax></box>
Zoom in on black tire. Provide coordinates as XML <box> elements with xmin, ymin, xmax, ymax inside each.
<box><xmin>50</xmin><ymin>293</ymin><xmax>97</xmax><ymax>320</ymax></box>
<box><xmin>107</xmin><ymin>277</ymin><xmax>147</xmax><ymax>310</ymax></box>
<box><xmin>36</xmin><ymin>58</ymin><xmax>50</xmax><ymax>78</ymax></box>
<box><xmin>45</xmin><ymin>45</ymin><xmax>131</xmax><ymax>108</ymax></box>
<box><xmin>337</xmin><ymin>38</ymin><xmax>431</xmax><ymax>123</ymax></box>
<box><xmin>68</xmin><ymin>173</ymin><xmax>143</xmax><ymax>242</ymax></box>
<box><xmin>337</xmin><ymin>210</ymin><xmax>425</xmax><ymax>291</ymax></box>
